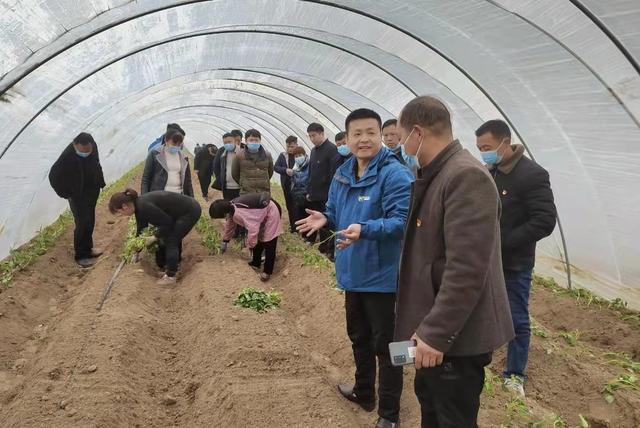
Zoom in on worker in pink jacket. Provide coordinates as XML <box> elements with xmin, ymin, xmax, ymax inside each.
<box><xmin>209</xmin><ymin>193</ymin><xmax>283</xmax><ymax>281</ymax></box>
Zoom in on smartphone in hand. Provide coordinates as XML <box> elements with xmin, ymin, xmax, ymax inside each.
<box><xmin>389</xmin><ymin>340</ymin><xmax>417</xmax><ymax>366</ymax></box>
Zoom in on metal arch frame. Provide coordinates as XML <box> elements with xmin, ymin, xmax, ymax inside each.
<box><xmin>105</xmin><ymin>100</ymin><xmax>309</xmax><ymax>155</ymax></box>
<box><xmin>82</xmin><ymin>75</ymin><xmax>344</xmax><ymax>136</ymax></box>
<box><xmin>0</xmin><ymin>0</ymin><xmax>575</xmax><ymax>286</ymax></box>
<box><xmin>0</xmin><ymin>29</ymin><xmax>422</xmax><ymax>159</ymax></box>
<box><xmin>86</xmin><ymin>89</ymin><xmax>317</xmax><ymax>152</ymax></box>
<box><xmin>567</xmin><ymin>0</ymin><xmax>640</xmax><ymax>76</ymax></box>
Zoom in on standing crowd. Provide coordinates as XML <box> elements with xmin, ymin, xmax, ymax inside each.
<box><xmin>49</xmin><ymin>95</ymin><xmax>557</xmax><ymax>428</ymax></box>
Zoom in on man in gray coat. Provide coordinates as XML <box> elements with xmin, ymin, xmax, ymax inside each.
<box><xmin>394</xmin><ymin>96</ymin><xmax>514</xmax><ymax>427</ymax></box>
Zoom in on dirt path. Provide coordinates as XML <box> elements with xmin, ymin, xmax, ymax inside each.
<box><xmin>1</xmin><ymin>172</ymin><xmax>640</xmax><ymax>427</ymax></box>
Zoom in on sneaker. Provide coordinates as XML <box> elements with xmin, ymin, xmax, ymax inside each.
<box><xmin>157</xmin><ymin>274</ymin><xmax>177</xmax><ymax>285</ymax></box>
<box><xmin>503</xmin><ymin>376</ymin><xmax>525</xmax><ymax>397</ymax></box>
<box><xmin>375</xmin><ymin>417</ymin><xmax>400</xmax><ymax>428</ymax></box>
<box><xmin>260</xmin><ymin>273</ymin><xmax>271</xmax><ymax>282</ymax></box>
<box><xmin>89</xmin><ymin>248</ymin><xmax>104</xmax><ymax>258</ymax></box>
<box><xmin>248</xmin><ymin>261</ymin><xmax>261</xmax><ymax>270</ymax></box>
<box><xmin>76</xmin><ymin>258</ymin><xmax>97</xmax><ymax>268</ymax></box>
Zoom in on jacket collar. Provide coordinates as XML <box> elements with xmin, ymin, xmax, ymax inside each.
<box><xmin>334</xmin><ymin>146</ymin><xmax>392</xmax><ymax>188</ymax></box>
<box><xmin>417</xmin><ymin>140</ymin><xmax>463</xmax><ymax>187</ymax></box>
<box><xmin>492</xmin><ymin>144</ymin><xmax>525</xmax><ymax>174</ymax></box>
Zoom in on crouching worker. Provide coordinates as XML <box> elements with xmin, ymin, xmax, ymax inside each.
<box><xmin>109</xmin><ymin>189</ymin><xmax>201</xmax><ymax>285</ymax></box>
<box><xmin>209</xmin><ymin>193</ymin><xmax>283</xmax><ymax>282</ymax></box>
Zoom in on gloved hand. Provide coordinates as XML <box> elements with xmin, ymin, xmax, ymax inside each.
<box><xmin>220</xmin><ymin>241</ymin><xmax>228</xmax><ymax>254</ymax></box>
<box><xmin>145</xmin><ymin>236</ymin><xmax>158</xmax><ymax>247</ymax></box>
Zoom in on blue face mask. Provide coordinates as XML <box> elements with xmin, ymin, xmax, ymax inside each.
<box><xmin>480</xmin><ymin>141</ymin><xmax>505</xmax><ymax>165</ymax></box>
<box><xmin>247</xmin><ymin>142</ymin><xmax>261</xmax><ymax>153</ymax></box>
<box><xmin>75</xmin><ymin>149</ymin><xmax>91</xmax><ymax>158</ymax></box>
<box><xmin>337</xmin><ymin>145</ymin><xmax>350</xmax><ymax>157</ymax></box>
<box><xmin>224</xmin><ymin>143</ymin><xmax>236</xmax><ymax>152</ymax></box>
<box><xmin>401</xmin><ymin>145</ymin><xmax>418</xmax><ymax>169</ymax></box>
<box><xmin>167</xmin><ymin>146</ymin><xmax>181</xmax><ymax>155</ymax></box>
<box><xmin>295</xmin><ymin>156</ymin><xmax>306</xmax><ymax>167</ymax></box>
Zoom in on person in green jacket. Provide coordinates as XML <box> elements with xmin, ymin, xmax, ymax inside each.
<box><xmin>231</xmin><ymin>129</ymin><xmax>274</xmax><ymax>194</ymax></box>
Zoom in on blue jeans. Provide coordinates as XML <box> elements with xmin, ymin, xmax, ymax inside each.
<box><xmin>503</xmin><ymin>268</ymin><xmax>533</xmax><ymax>380</ymax></box>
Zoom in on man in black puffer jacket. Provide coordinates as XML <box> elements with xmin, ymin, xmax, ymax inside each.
<box><xmin>49</xmin><ymin>132</ymin><xmax>106</xmax><ymax>268</ymax></box>
<box><xmin>476</xmin><ymin>119</ymin><xmax>557</xmax><ymax>397</ymax></box>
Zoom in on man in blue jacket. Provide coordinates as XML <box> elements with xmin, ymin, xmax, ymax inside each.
<box><xmin>297</xmin><ymin>109</ymin><xmax>413</xmax><ymax>428</ymax></box>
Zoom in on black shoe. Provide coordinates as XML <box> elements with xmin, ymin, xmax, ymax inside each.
<box><xmin>89</xmin><ymin>248</ymin><xmax>103</xmax><ymax>258</ymax></box>
<box><xmin>248</xmin><ymin>261</ymin><xmax>261</xmax><ymax>270</ymax></box>
<box><xmin>337</xmin><ymin>384</ymin><xmax>375</xmax><ymax>412</ymax></box>
<box><xmin>375</xmin><ymin>417</ymin><xmax>400</xmax><ymax>428</ymax></box>
<box><xmin>76</xmin><ymin>258</ymin><xmax>97</xmax><ymax>268</ymax></box>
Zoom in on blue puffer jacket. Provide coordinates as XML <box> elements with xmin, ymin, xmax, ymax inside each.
<box><xmin>325</xmin><ymin>147</ymin><xmax>414</xmax><ymax>293</ymax></box>
<box><xmin>291</xmin><ymin>159</ymin><xmax>310</xmax><ymax>204</ymax></box>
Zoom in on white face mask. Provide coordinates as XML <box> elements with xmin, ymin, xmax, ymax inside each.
<box><xmin>402</xmin><ymin>128</ymin><xmax>424</xmax><ymax>168</ymax></box>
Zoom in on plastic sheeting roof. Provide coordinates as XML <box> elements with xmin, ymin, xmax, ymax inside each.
<box><xmin>1</xmin><ymin>0</ymin><xmax>639</xmax><ymax>305</ymax></box>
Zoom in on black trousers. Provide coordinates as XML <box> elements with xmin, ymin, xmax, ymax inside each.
<box><xmin>159</xmin><ymin>209</ymin><xmax>200</xmax><ymax>277</ymax></box>
<box><xmin>306</xmin><ymin>200</ymin><xmax>331</xmax><ymax>252</ymax></box>
<box><xmin>198</xmin><ymin>172</ymin><xmax>213</xmax><ymax>198</ymax></box>
<box><xmin>282</xmin><ymin>189</ymin><xmax>296</xmax><ymax>233</ymax></box>
<box><xmin>68</xmin><ymin>190</ymin><xmax>99</xmax><ymax>260</ymax></box>
<box><xmin>156</xmin><ymin>241</ymin><xmax>183</xmax><ymax>272</ymax></box>
<box><xmin>222</xmin><ymin>187</ymin><xmax>241</xmax><ymax>201</ymax></box>
<box><xmin>345</xmin><ymin>291</ymin><xmax>403</xmax><ymax>422</ymax></box>
<box><xmin>250</xmin><ymin>237</ymin><xmax>278</xmax><ymax>275</ymax></box>
<box><xmin>414</xmin><ymin>353</ymin><xmax>492</xmax><ymax>428</ymax></box>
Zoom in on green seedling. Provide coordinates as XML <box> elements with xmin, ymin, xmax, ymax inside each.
<box><xmin>602</xmin><ymin>373</ymin><xmax>639</xmax><ymax>403</ymax></box>
<box><xmin>195</xmin><ymin>215</ymin><xmax>221</xmax><ymax>255</ymax></box>
<box><xmin>608</xmin><ymin>298</ymin><xmax>628</xmax><ymax>310</ymax></box>
<box><xmin>558</xmin><ymin>330</ymin><xmax>580</xmax><ymax>347</ymax></box>
<box><xmin>482</xmin><ymin>367</ymin><xmax>501</xmax><ymax>396</ymax></box>
<box><xmin>501</xmin><ymin>397</ymin><xmax>531</xmax><ymax>427</ymax></box>
<box><xmin>531</xmin><ymin>318</ymin><xmax>549</xmax><ymax>338</ymax></box>
<box><xmin>121</xmin><ymin>218</ymin><xmax>157</xmax><ymax>263</ymax></box>
<box><xmin>603</xmin><ymin>352</ymin><xmax>640</xmax><ymax>374</ymax></box>
<box><xmin>234</xmin><ymin>287</ymin><xmax>281</xmax><ymax>313</ymax></box>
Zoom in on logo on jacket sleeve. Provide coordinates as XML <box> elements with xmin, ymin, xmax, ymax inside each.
<box><xmin>358</xmin><ymin>196</ymin><xmax>371</xmax><ymax>202</ymax></box>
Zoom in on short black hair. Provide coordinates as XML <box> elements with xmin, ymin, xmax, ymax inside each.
<box><xmin>167</xmin><ymin>123</ymin><xmax>185</xmax><ymax>136</ymax></box>
<box><xmin>209</xmin><ymin>199</ymin><xmax>233</xmax><ymax>218</ymax></box>
<box><xmin>307</xmin><ymin>123</ymin><xmax>324</xmax><ymax>134</ymax></box>
<box><xmin>475</xmin><ymin>120</ymin><xmax>511</xmax><ymax>140</ymax></box>
<box><xmin>165</xmin><ymin>129</ymin><xmax>184</xmax><ymax>144</ymax></box>
<box><xmin>382</xmin><ymin>119</ymin><xmax>397</xmax><ymax>130</ymax></box>
<box><xmin>73</xmin><ymin>132</ymin><xmax>95</xmax><ymax>146</ymax></box>
<box><xmin>335</xmin><ymin>131</ymin><xmax>347</xmax><ymax>142</ymax></box>
<box><xmin>245</xmin><ymin>129</ymin><xmax>261</xmax><ymax>140</ymax></box>
<box><xmin>230</xmin><ymin>129</ymin><xmax>243</xmax><ymax>138</ymax></box>
<box><xmin>222</xmin><ymin>132</ymin><xmax>234</xmax><ymax>139</ymax></box>
<box><xmin>399</xmin><ymin>96</ymin><xmax>451</xmax><ymax>136</ymax></box>
<box><xmin>285</xmin><ymin>135</ymin><xmax>298</xmax><ymax>145</ymax></box>
<box><xmin>345</xmin><ymin>108</ymin><xmax>382</xmax><ymax>132</ymax></box>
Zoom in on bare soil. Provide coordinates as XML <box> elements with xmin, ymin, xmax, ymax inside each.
<box><xmin>1</xmin><ymin>174</ymin><xmax>639</xmax><ymax>427</ymax></box>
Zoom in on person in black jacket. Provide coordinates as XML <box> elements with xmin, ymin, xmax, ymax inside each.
<box><xmin>141</xmin><ymin>131</ymin><xmax>194</xmax><ymax>197</ymax></box>
<box><xmin>274</xmin><ymin>135</ymin><xmax>299</xmax><ymax>232</ymax></box>
<box><xmin>194</xmin><ymin>144</ymin><xmax>216</xmax><ymax>200</ymax></box>
<box><xmin>306</xmin><ymin>123</ymin><xmax>339</xmax><ymax>253</ymax></box>
<box><xmin>109</xmin><ymin>189</ymin><xmax>201</xmax><ymax>285</ymax></box>
<box><xmin>335</xmin><ymin>131</ymin><xmax>351</xmax><ymax>168</ymax></box>
<box><xmin>49</xmin><ymin>132</ymin><xmax>106</xmax><ymax>268</ymax></box>
<box><xmin>476</xmin><ymin>119</ymin><xmax>557</xmax><ymax>397</ymax></box>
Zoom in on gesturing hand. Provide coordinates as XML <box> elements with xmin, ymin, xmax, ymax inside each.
<box><xmin>336</xmin><ymin>224</ymin><xmax>362</xmax><ymax>250</ymax></box>
<box><xmin>286</xmin><ymin>168</ymin><xmax>294</xmax><ymax>177</ymax></box>
<box><xmin>295</xmin><ymin>210</ymin><xmax>328</xmax><ymax>236</ymax></box>
<box><xmin>412</xmin><ymin>334</ymin><xmax>444</xmax><ymax>369</ymax></box>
